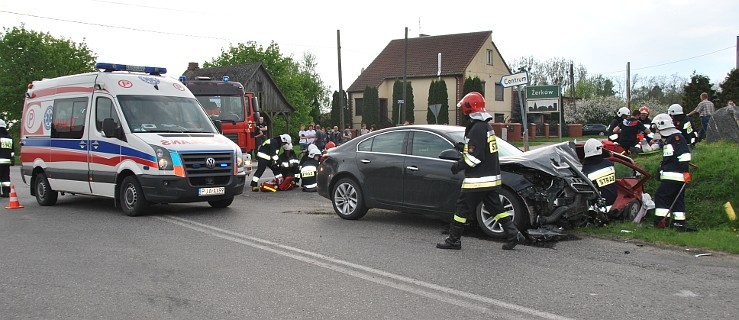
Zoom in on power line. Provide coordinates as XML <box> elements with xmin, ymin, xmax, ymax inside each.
<box><xmin>601</xmin><ymin>45</ymin><xmax>736</xmax><ymax>74</ymax></box>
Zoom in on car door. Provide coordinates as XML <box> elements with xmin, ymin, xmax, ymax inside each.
<box><xmin>402</xmin><ymin>130</ymin><xmax>460</xmax><ymax>213</ymax></box>
<box><xmin>355</xmin><ymin>131</ymin><xmax>407</xmax><ymax>207</ymax></box>
<box><xmin>88</xmin><ymin>95</ymin><xmax>122</xmax><ymax>196</ymax></box>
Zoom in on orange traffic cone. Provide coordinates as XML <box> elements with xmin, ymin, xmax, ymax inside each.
<box><xmin>5</xmin><ymin>185</ymin><xmax>24</xmax><ymax>209</ymax></box>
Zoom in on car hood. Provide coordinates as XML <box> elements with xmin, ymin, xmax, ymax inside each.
<box><xmin>500</xmin><ymin>141</ymin><xmax>582</xmax><ymax>177</ymax></box>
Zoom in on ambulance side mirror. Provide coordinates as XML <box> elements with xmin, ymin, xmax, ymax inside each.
<box><xmin>102</xmin><ymin>118</ymin><xmax>124</xmax><ymax>140</ymax></box>
<box><xmin>212</xmin><ymin>119</ymin><xmax>223</xmax><ymax>134</ymax></box>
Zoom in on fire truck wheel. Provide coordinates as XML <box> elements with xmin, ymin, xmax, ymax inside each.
<box><xmin>208</xmin><ymin>196</ymin><xmax>234</xmax><ymax>208</ymax></box>
<box><xmin>120</xmin><ymin>176</ymin><xmax>149</xmax><ymax>217</ymax></box>
<box><xmin>34</xmin><ymin>172</ymin><xmax>58</xmax><ymax>206</ymax></box>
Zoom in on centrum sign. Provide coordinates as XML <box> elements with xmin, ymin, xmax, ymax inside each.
<box><xmin>499</xmin><ymin>72</ymin><xmax>529</xmax><ymax>88</ymax></box>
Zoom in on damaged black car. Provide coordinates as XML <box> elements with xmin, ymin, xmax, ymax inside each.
<box><xmin>316</xmin><ymin>125</ymin><xmax>601</xmax><ymax>240</ymax></box>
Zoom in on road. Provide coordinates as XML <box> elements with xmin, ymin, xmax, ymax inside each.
<box><xmin>1</xmin><ymin>170</ymin><xmax>738</xmax><ymax>319</ymax></box>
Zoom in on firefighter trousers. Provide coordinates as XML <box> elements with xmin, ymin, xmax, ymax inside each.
<box><xmin>251</xmin><ymin>158</ymin><xmax>280</xmax><ymax>187</ymax></box>
<box><xmin>654</xmin><ymin>180</ymin><xmax>686</xmax><ymax>221</ymax></box>
<box><xmin>451</xmin><ymin>189</ymin><xmax>506</xmax><ymax>227</ymax></box>
<box><xmin>0</xmin><ymin>164</ymin><xmax>10</xmax><ymax>197</ymax></box>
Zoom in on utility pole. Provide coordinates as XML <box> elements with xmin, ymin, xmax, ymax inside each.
<box><xmin>626</xmin><ymin>62</ymin><xmax>631</xmax><ymax>109</ymax></box>
<box><xmin>402</xmin><ymin>27</ymin><xmax>408</xmax><ymax>125</ymax></box>
<box><xmin>337</xmin><ymin>30</ymin><xmax>344</xmax><ymax>131</ymax></box>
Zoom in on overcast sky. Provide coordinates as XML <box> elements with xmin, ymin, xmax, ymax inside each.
<box><xmin>2</xmin><ymin>0</ymin><xmax>738</xmax><ymax>95</ymax></box>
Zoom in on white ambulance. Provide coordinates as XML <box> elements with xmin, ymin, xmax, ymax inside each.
<box><xmin>20</xmin><ymin>63</ymin><xmax>249</xmax><ymax>216</ymax></box>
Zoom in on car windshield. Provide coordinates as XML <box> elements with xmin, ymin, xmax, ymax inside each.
<box><xmin>196</xmin><ymin>95</ymin><xmax>245</xmax><ymax>123</ymax></box>
<box><xmin>446</xmin><ymin>129</ymin><xmax>523</xmax><ymax>157</ymax></box>
<box><xmin>118</xmin><ymin>95</ymin><xmax>217</xmax><ymax>133</ymax></box>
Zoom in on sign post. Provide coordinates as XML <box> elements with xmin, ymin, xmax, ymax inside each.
<box><xmin>500</xmin><ymin>72</ymin><xmax>530</xmax><ymax>150</ymax></box>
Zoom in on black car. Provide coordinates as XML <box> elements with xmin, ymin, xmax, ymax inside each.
<box><xmin>317</xmin><ymin>125</ymin><xmax>599</xmax><ymax>239</ymax></box>
<box><xmin>582</xmin><ymin>124</ymin><xmax>608</xmax><ymax>136</ymax></box>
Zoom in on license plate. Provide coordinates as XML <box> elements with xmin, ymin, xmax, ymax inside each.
<box><xmin>199</xmin><ymin>187</ymin><xmax>225</xmax><ymax>196</ymax></box>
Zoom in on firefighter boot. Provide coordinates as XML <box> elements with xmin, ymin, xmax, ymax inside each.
<box><xmin>671</xmin><ymin>220</ymin><xmax>697</xmax><ymax>232</ymax></box>
<box><xmin>250</xmin><ymin>181</ymin><xmax>259</xmax><ymax>192</ymax></box>
<box><xmin>500</xmin><ymin>216</ymin><xmax>525</xmax><ymax>250</ymax></box>
<box><xmin>436</xmin><ymin>224</ymin><xmax>463</xmax><ymax>250</ymax></box>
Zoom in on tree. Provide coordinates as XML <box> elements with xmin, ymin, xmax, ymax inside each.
<box><xmin>391</xmin><ymin>80</ymin><xmax>403</xmax><ymax>125</ymax></box>
<box><xmin>404</xmin><ymin>81</ymin><xmax>415</xmax><ymax>124</ymax></box>
<box><xmin>361</xmin><ymin>86</ymin><xmax>379</xmax><ymax>128</ymax></box>
<box><xmin>462</xmin><ymin>76</ymin><xmax>483</xmax><ymax>95</ymax></box>
<box><xmin>718</xmin><ymin>68</ymin><xmax>739</xmax><ymax>107</ymax></box>
<box><xmin>427</xmin><ymin>79</ymin><xmax>449</xmax><ymax>124</ymax></box>
<box><xmin>204</xmin><ymin>41</ymin><xmax>329</xmax><ymax>137</ymax></box>
<box><xmin>330</xmin><ymin>90</ymin><xmax>349</xmax><ymax>128</ymax></box>
<box><xmin>0</xmin><ymin>25</ymin><xmax>96</xmax><ymax>123</ymax></box>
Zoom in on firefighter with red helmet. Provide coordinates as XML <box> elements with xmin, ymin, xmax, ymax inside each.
<box><xmin>436</xmin><ymin>92</ymin><xmax>524</xmax><ymax>250</ymax></box>
<box><xmin>251</xmin><ymin>134</ymin><xmax>291</xmax><ymax>192</ymax></box>
<box><xmin>651</xmin><ymin>114</ymin><xmax>696</xmax><ymax>231</ymax></box>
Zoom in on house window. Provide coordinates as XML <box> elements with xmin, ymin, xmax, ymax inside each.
<box><xmin>495</xmin><ymin>83</ymin><xmax>504</xmax><ymax>101</ymax></box>
<box><xmin>480</xmin><ymin>81</ymin><xmax>486</xmax><ymax>96</ymax></box>
<box><xmin>355</xmin><ymin>98</ymin><xmax>363</xmax><ymax>116</ymax></box>
<box><xmin>486</xmin><ymin>49</ymin><xmax>494</xmax><ymax>65</ymax></box>
<box><xmin>494</xmin><ymin>113</ymin><xmax>505</xmax><ymax>123</ymax></box>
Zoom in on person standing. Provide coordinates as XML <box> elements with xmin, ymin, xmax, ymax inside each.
<box><xmin>298</xmin><ymin>124</ymin><xmax>309</xmax><ymax>151</ymax></box>
<box><xmin>581</xmin><ymin>139</ymin><xmax>617</xmax><ymax>217</ymax></box>
<box><xmin>436</xmin><ymin>92</ymin><xmax>524</xmax><ymax>250</ymax></box>
<box><xmin>613</xmin><ymin>109</ymin><xmax>651</xmax><ymax>154</ymax></box>
<box><xmin>255</xmin><ymin>116</ymin><xmax>268</xmax><ymax>146</ymax></box>
<box><xmin>0</xmin><ymin>120</ymin><xmax>14</xmax><ymax>197</ymax></box>
<box><xmin>360</xmin><ymin>123</ymin><xmax>369</xmax><ymax>136</ymax></box>
<box><xmin>313</xmin><ymin>125</ymin><xmax>327</xmax><ymax>151</ymax></box>
<box><xmin>251</xmin><ymin>134</ymin><xmax>291</xmax><ymax>192</ymax></box>
<box><xmin>687</xmin><ymin>92</ymin><xmax>715</xmax><ymax>142</ymax></box>
<box><xmin>651</xmin><ymin>114</ymin><xmax>696</xmax><ymax>231</ymax></box>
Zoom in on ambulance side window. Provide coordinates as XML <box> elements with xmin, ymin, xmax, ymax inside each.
<box><xmin>95</xmin><ymin>97</ymin><xmax>120</xmax><ymax>132</ymax></box>
<box><xmin>51</xmin><ymin>97</ymin><xmax>88</xmax><ymax>139</ymax></box>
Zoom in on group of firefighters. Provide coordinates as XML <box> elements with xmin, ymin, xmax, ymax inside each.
<box><xmin>249</xmin><ymin>133</ymin><xmax>323</xmax><ymax>193</ymax></box>
<box><xmin>588</xmin><ymin>103</ymin><xmax>699</xmax><ymax>232</ymax></box>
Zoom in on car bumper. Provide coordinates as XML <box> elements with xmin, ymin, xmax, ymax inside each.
<box><xmin>139</xmin><ymin>174</ymin><xmax>245</xmax><ymax>203</ymax></box>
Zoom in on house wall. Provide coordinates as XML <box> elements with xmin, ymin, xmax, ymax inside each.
<box><xmin>463</xmin><ymin>36</ymin><xmax>513</xmax><ymax>122</ymax></box>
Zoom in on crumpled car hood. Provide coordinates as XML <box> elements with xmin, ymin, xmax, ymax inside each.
<box><xmin>500</xmin><ymin>141</ymin><xmax>582</xmax><ymax>177</ymax></box>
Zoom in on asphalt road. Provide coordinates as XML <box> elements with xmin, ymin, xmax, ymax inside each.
<box><xmin>1</xmin><ymin>169</ymin><xmax>738</xmax><ymax>319</ymax></box>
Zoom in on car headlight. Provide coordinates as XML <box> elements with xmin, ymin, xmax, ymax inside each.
<box><xmin>235</xmin><ymin>149</ymin><xmax>245</xmax><ymax>173</ymax></box>
<box><xmin>150</xmin><ymin>144</ymin><xmax>173</xmax><ymax>170</ymax></box>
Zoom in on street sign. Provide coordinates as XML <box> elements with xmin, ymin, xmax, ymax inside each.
<box><xmin>499</xmin><ymin>72</ymin><xmax>529</xmax><ymax>88</ymax></box>
<box><xmin>428</xmin><ymin>104</ymin><xmax>441</xmax><ymax>117</ymax></box>
<box><xmin>527</xmin><ymin>99</ymin><xmax>560</xmax><ymax>113</ymax></box>
<box><xmin>526</xmin><ymin>86</ymin><xmax>560</xmax><ymax>99</ymax></box>
<box><xmin>397</xmin><ymin>100</ymin><xmax>405</xmax><ymax>104</ymax></box>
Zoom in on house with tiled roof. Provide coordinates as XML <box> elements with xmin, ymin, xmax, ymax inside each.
<box><xmin>183</xmin><ymin>62</ymin><xmax>295</xmax><ymax>136</ymax></box>
<box><xmin>347</xmin><ymin>30</ymin><xmax>513</xmax><ymax>127</ymax></box>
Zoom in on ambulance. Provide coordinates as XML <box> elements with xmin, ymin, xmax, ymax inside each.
<box><xmin>20</xmin><ymin>63</ymin><xmax>248</xmax><ymax>216</ymax></box>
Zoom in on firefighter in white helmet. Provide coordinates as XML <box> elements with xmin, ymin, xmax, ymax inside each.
<box><xmin>607</xmin><ymin>107</ymin><xmax>630</xmax><ymax>137</ymax></box>
<box><xmin>299</xmin><ymin>144</ymin><xmax>321</xmax><ymax>192</ymax></box>
<box><xmin>581</xmin><ymin>139</ymin><xmax>617</xmax><ymax>218</ymax></box>
<box><xmin>668</xmin><ymin>104</ymin><xmax>697</xmax><ymax>146</ymax></box>
<box><xmin>251</xmin><ymin>134</ymin><xmax>291</xmax><ymax>192</ymax></box>
<box><xmin>651</xmin><ymin>113</ymin><xmax>696</xmax><ymax>231</ymax></box>
<box><xmin>436</xmin><ymin>92</ymin><xmax>524</xmax><ymax>250</ymax></box>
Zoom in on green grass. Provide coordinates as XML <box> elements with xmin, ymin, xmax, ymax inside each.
<box><xmin>579</xmin><ymin>141</ymin><xmax>739</xmax><ymax>254</ymax></box>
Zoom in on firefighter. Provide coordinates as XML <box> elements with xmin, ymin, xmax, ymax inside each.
<box><xmin>607</xmin><ymin>107</ymin><xmax>630</xmax><ymax>137</ymax></box>
<box><xmin>667</xmin><ymin>104</ymin><xmax>697</xmax><ymax>146</ymax></box>
<box><xmin>251</xmin><ymin>134</ymin><xmax>291</xmax><ymax>192</ymax></box>
<box><xmin>436</xmin><ymin>92</ymin><xmax>524</xmax><ymax>250</ymax></box>
<box><xmin>275</xmin><ymin>142</ymin><xmax>300</xmax><ymax>191</ymax></box>
<box><xmin>299</xmin><ymin>144</ymin><xmax>321</xmax><ymax>192</ymax></box>
<box><xmin>651</xmin><ymin>113</ymin><xmax>696</xmax><ymax>231</ymax></box>
<box><xmin>0</xmin><ymin>119</ymin><xmax>14</xmax><ymax>197</ymax></box>
<box><xmin>613</xmin><ymin>109</ymin><xmax>651</xmax><ymax>154</ymax></box>
<box><xmin>581</xmin><ymin>139</ymin><xmax>617</xmax><ymax>218</ymax></box>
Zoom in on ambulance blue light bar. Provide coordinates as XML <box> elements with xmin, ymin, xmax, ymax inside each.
<box><xmin>223</xmin><ymin>76</ymin><xmax>230</xmax><ymax>82</ymax></box>
<box><xmin>95</xmin><ymin>63</ymin><xmax>167</xmax><ymax>75</ymax></box>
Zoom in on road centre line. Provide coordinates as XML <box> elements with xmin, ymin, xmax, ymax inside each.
<box><xmin>156</xmin><ymin>215</ymin><xmax>572</xmax><ymax>320</ymax></box>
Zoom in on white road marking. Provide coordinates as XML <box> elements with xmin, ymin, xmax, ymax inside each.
<box><xmin>156</xmin><ymin>215</ymin><xmax>573</xmax><ymax>320</ymax></box>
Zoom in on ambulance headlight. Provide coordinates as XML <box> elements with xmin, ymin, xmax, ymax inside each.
<box><xmin>235</xmin><ymin>149</ymin><xmax>245</xmax><ymax>173</ymax></box>
<box><xmin>150</xmin><ymin>145</ymin><xmax>173</xmax><ymax>171</ymax></box>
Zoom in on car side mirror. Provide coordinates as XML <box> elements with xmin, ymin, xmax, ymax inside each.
<box><xmin>439</xmin><ymin>148</ymin><xmax>462</xmax><ymax>161</ymax></box>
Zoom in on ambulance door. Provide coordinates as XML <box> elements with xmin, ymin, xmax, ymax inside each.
<box><xmin>87</xmin><ymin>95</ymin><xmax>122</xmax><ymax>197</ymax></box>
<box><xmin>49</xmin><ymin>97</ymin><xmax>91</xmax><ymax>194</ymax></box>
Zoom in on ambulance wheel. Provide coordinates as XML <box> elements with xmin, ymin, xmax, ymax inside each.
<box><xmin>120</xmin><ymin>176</ymin><xmax>149</xmax><ymax>217</ymax></box>
<box><xmin>209</xmin><ymin>196</ymin><xmax>234</xmax><ymax>208</ymax></box>
<box><xmin>476</xmin><ymin>188</ymin><xmax>528</xmax><ymax>240</ymax></box>
<box><xmin>35</xmin><ymin>172</ymin><xmax>58</xmax><ymax>206</ymax></box>
<box><xmin>332</xmin><ymin>177</ymin><xmax>367</xmax><ymax>220</ymax></box>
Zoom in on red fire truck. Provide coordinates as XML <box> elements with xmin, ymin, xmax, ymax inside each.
<box><xmin>180</xmin><ymin>76</ymin><xmax>261</xmax><ymax>155</ymax></box>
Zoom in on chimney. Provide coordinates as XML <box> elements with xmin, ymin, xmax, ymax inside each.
<box><xmin>187</xmin><ymin>62</ymin><xmax>199</xmax><ymax>71</ymax></box>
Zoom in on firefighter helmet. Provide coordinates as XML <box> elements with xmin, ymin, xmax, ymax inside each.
<box><xmin>0</xmin><ymin>119</ymin><xmax>5</xmax><ymax>128</ymax></box>
<box><xmin>651</xmin><ymin>113</ymin><xmax>675</xmax><ymax>130</ymax></box>
<box><xmin>325</xmin><ymin>141</ymin><xmax>336</xmax><ymax>151</ymax></box>
<box><xmin>667</xmin><ymin>104</ymin><xmax>683</xmax><ymax>115</ymax></box>
<box><xmin>280</xmin><ymin>134</ymin><xmax>292</xmax><ymax>144</ymax></box>
<box><xmin>617</xmin><ymin>107</ymin><xmax>630</xmax><ymax>117</ymax></box>
<box><xmin>458</xmin><ymin>92</ymin><xmax>486</xmax><ymax>115</ymax></box>
<box><xmin>639</xmin><ymin>106</ymin><xmax>650</xmax><ymax>115</ymax></box>
<box><xmin>307</xmin><ymin>144</ymin><xmax>321</xmax><ymax>158</ymax></box>
<box><xmin>283</xmin><ymin>142</ymin><xmax>293</xmax><ymax>150</ymax></box>
<box><xmin>584</xmin><ymin>138</ymin><xmax>604</xmax><ymax>158</ymax></box>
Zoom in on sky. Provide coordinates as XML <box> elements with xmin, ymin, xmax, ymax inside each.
<box><xmin>2</xmin><ymin>0</ymin><xmax>738</xmax><ymax>96</ymax></box>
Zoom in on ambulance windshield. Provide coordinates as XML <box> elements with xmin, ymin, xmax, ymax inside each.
<box><xmin>118</xmin><ymin>95</ymin><xmax>217</xmax><ymax>133</ymax></box>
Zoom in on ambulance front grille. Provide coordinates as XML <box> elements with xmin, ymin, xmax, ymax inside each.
<box><xmin>180</xmin><ymin>152</ymin><xmax>233</xmax><ymax>186</ymax></box>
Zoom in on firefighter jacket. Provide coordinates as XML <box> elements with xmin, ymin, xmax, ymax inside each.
<box><xmin>582</xmin><ymin>156</ymin><xmax>617</xmax><ymax>206</ymax></box>
<box><xmin>299</xmin><ymin>158</ymin><xmax>319</xmax><ymax>190</ymax></box>
<box><xmin>0</xmin><ymin>130</ymin><xmax>14</xmax><ymax>166</ymax></box>
<box><xmin>257</xmin><ymin>137</ymin><xmax>282</xmax><ymax>162</ymax></box>
<box><xmin>671</xmin><ymin>114</ymin><xmax>696</xmax><ymax>144</ymax></box>
<box><xmin>617</xmin><ymin>117</ymin><xmax>647</xmax><ymax>148</ymax></box>
<box><xmin>457</xmin><ymin>119</ymin><xmax>501</xmax><ymax>192</ymax></box>
<box><xmin>278</xmin><ymin>150</ymin><xmax>300</xmax><ymax>177</ymax></box>
<box><xmin>659</xmin><ymin>129</ymin><xmax>691</xmax><ymax>182</ymax></box>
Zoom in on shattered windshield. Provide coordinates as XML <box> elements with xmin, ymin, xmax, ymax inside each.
<box><xmin>118</xmin><ymin>95</ymin><xmax>217</xmax><ymax>133</ymax></box>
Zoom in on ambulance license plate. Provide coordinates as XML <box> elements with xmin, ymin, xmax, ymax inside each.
<box><xmin>199</xmin><ymin>187</ymin><xmax>225</xmax><ymax>196</ymax></box>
